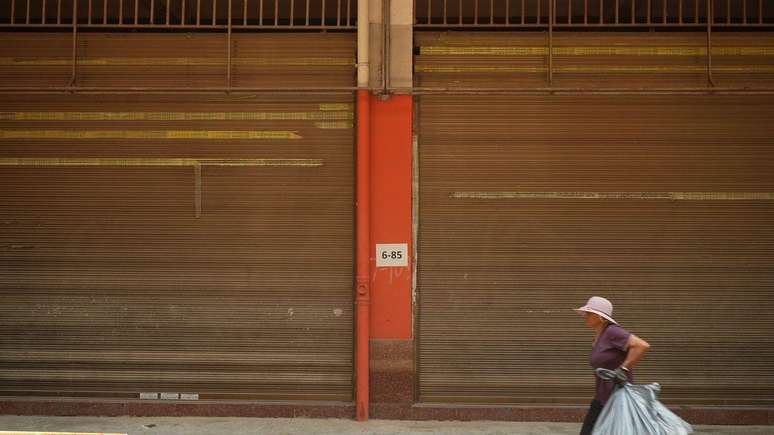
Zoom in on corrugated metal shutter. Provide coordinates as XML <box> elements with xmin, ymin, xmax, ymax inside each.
<box><xmin>0</xmin><ymin>32</ymin><xmax>355</xmax><ymax>88</ymax></box>
<box><xmin>415</xmin><ymin>31</ymin><xmax>774</xmax><ymax>88</ymax></box>
<box><xmin>0</xmin><ymin>33</ymin><xmax>355</xmax><ymax>401</ymax></box>
<box><xmin>416</xmin><ymin>32</ymin><xmax>774</xmax><ymax>406</ymax></box>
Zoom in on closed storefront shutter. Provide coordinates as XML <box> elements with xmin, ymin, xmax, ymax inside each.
<box><xmin>416</xmin><ymin>32</ymin><xmax>774</xmax><ymax>406</ymax></box>
<box><xmin>0</xmin><ymin>33</ymin><xmax>355</xmax><ymax>401</ymax></box>
<box><xmin>416</xmin><ymin>31</ymin><xmax>774</xmax><ymax>89</ymax></box>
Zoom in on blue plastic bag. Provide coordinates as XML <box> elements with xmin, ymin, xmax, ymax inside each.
<box><xmin>592</xmin><ymin>368</ymin><xmax>694</xmax><ymax>435</ymax></box>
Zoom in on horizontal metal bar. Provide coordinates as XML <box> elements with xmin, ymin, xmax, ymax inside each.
<box><xmin>0</xmin><ymin>87</ymin><xmax>359</xmax><ymax>94</ymax></box>
<box><xmin>0</xmin><ymin>58</ymin><xmax>355</xmax><ymax>67</ymax></box>
<box><xmin>3</xmin><ymin>22</ymin><xmax>770</xmax><ymax>30</ymax></box>
<box><xmin>412</xmin><ymin>23</ymin><xmax>773</xmax><ymax>29</ymax></box>
<box><xmin>409</xmin><ymin>86</ymin><xmax>774</xmax><ymax>95</ymax></box>
<box><xmin>552</xmin><ymin>23</ymin><xmax>708</xmax><ymax>27</ymax></box>
<box><xmin>0</xmin><ymin>24</ymin><xmax>357</xmax><ymax>29</ymax></box>
<box><xmin>413</xmin><ymin>23</ymin><xmax>548</xmax><ymax>27</ymax></box>
<box><xmin>711</xmin><ymin>23</ymin><xmax>774</xmax><ymax>28</ymax></box>
<box><xmin>0</xmin><ymin>111</ymin><xmax>353</xmax><ymax>121</ymax></box>
<box><xmin>1</xmin><ymin>86</ymin><xmax>774</xmax><ymax>96</ymax></box>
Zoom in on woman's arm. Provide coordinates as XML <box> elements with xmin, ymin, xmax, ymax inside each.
<box><xmin>621</xmin><ymin>334</ymin><xmax>651</xmax><ymax>371</ymax></box>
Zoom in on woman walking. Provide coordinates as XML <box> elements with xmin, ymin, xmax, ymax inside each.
<box><xmin>575</xmin><ymin>296</ymin><xmax>651</xmax><ymax>435</ymax></box>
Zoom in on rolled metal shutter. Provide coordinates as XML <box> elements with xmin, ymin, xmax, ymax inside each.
<box><xmin>415</xmin><ymin>31</ymin><xmax>774</xmax><ymax>89</ymax></box>
<box><xmin>416</xmin><ymin>32</ymin><xmax>774</xmax><ymax>405</ymax></box>
<box><xmin>0</xmin><ymin>32</ymin><xmax>355</xmax><ymax>401</ymax></box>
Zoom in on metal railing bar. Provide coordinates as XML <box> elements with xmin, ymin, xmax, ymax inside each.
<box><xmin>70</xmin><ymin>0</ymin><xmax>78</xmax><ymax>86</ymax></box>
<box><xmin>707</xmin><ymin>0</ymin><xmax>716</xmax><ymax>87</ymax></box>
<box><xmin>647</xmin><ymin>0</ymin><xmax>651</xmax><ymax>24</ymax></box>
<box><xmin>227</xmin><ymin>0</ymin><xmax>232</xmax><ymax>89</ymax></box>
<box><xmin>8</xmin><ymin>0</ymin><xmax>774</xmax><ymax>31</ymax></box>
<box><xmin>600</xmin><ymin>0</ymin><xmax>604</xmax><ymax>24</ymax></box>
<box><xmin>548</xmin><ymin>0</ymin><xmax>553</xmax><ymax>84</ymax></box>
<box><xmin>537</xmin><ymin>0</ymin><xmax>541</xmax><ymax>25</ymax></box>
<box><xmin>693</xmin><ymin>0</ymin><xmax>699</xmax><ymax>24</ymax></box>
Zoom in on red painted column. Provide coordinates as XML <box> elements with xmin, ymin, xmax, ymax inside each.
<box><xmin>369</xmin><ymin>95</ymin><xmax>414</xmax><ymax>340</ymax></box>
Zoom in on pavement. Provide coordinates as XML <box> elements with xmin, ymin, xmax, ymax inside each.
<box><xmin>0</xmin><ymin>416</ymin><xmax>772</xmax><ymax>435</ymax></box>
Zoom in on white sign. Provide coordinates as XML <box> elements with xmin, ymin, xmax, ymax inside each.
<box><xmin>376</xmin><ymin>243</ymin><xmax>408</xmax><ymax>267</ymax></box>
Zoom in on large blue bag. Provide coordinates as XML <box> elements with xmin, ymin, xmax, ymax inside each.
<box><xmin>592</xmin><ymin>368</ymin><xmax>694</xmax><ymax>435</ymax></box>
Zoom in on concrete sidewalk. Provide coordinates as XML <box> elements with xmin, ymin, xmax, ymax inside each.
<box><xmin>0</xmin><ymin>416</ymin><xmax>771</xmax><ymax>435</ymax></box>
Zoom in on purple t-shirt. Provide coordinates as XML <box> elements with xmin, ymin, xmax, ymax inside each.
<box><xmin>590</xmin><ymin>324</ymin><xmax>632</xmax><ymax>405</ymax></box>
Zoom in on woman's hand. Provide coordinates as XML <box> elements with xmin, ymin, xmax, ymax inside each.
<box><xmin>621</xmin><ymin>334</ymin><xmax>651</xmax><ymax>371</ymax></box>
<box><xmin>612</xmin><ymin>367</ymin><xmax>630</xmax><ymax>383</ymax></box>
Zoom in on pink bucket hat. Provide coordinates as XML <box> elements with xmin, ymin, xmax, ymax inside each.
<box><xmin>575</xmin><ymin>296</ymin><xmax>618</xmax><ymax>324</ymax></box>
